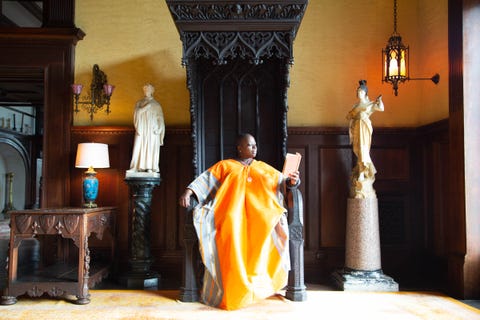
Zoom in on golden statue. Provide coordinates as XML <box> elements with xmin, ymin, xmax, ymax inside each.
<box><xmin>346</xmin><ymin>80</ymin><xmax>384</xmax><ymax>198</ymax></box>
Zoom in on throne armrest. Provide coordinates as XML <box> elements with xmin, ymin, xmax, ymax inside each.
<box><xmin>179</xmin><ymin>195</ymin><xmax>200</xmax><ymax>302</ymax></box>
<box><xmin>285</xmin><ymin>184</ymin><xmax>307</xmax><ymax>301</ymax></box>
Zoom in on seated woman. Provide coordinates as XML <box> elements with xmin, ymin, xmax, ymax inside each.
<box><xmin>178</xmin><ymin>133</ymin><xmax>300</xmax><ymax>310</ymax></box>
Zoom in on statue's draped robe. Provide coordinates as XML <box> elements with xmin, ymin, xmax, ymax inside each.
<box><xmin>348</xmin><ymin>103</ymin><xmax>376</xmax><ymax>176</ymax></box>
<box><xmin>129</xmin><ymin>98</ymin><xmax>165</xmax><ymax>172</ymax></box>
<box><xmin>188</xmin><ymin>159</ymin><xmax>290</xmax><ymax>310</ymax></box>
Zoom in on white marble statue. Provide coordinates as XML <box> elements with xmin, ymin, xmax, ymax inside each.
<box><xmin>346</xmin><ymin>80</ymin><xmax>384</xmax><ymax>198</ymax></box>
<box><xmin>127</xmin><ymin>83</ymin><xmax>165</xmax><ymax>176</ymax></box>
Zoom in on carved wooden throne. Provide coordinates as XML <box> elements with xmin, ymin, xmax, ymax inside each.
<box><xmin>166</xmin><ymin>0</ymin><xmax>308</xmax><ymax>302</ymax></box>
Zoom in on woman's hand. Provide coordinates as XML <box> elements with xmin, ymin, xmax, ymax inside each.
<box><xmin>375</xmin><ymin>95</ymin><xmax>384</xmax><ymax>111</ymax></box>
<box><xmin>288</xmin><ymin>170</ymin><xmax>300</xmax><ymax>186</ymax></box>
<box><xmin>179</xmin><ymin>189</ymin><xmax>193</xmax><ymax>208</ymax></box>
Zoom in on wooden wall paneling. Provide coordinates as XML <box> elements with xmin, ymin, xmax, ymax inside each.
<box><xmin>71</xmin><ymin>124</ymin><xmax>449</xmax><ymax>287</ymax></box>
<box><xmin>143</xmin><ymin>128</ymin><xmax>194</xmax><ymax>283</ymax></box>
<box><xmin>319</xmin><ymin>146</ymin><xmax>350</xmax><ymax>248</ymax></box>
<box><xmin>431</xmin><ymin>141</ymin><xmax>449</xmax><ymax>256</ymax></box>
<box><xmin>372</xmin><ymin>148</ymin><xmax>410</xmax><ymax>181</ymax></box>
<box><xmin>0</xmin><ymin>28</ymin><xmax>84</xmax><ymax>208</ymax></box>
<box><xmin>415</xmin><ymin>120</ymin><xmax>449</xmax><ymax>289</ymax></box>
<box><xmin>148</xmin><ymin>129</ymin><xmax>191</xmax><ymax>267</ymax></box>
<box><xmin>70</xmin><ymin>127</ymin><xmax>134</xmax><ymax>252</ymax></box>
<box><xmin>369</xmin><ymin>129</ymin><xmax>417</xmax><ymax>284</ymax></box>
<box><xmin>71</xmin><ymin>126</ymin><xmax>193</xmax><ymax>285</ymax></box>
<box><xmin>318</xmin><ymin>146</ymin><xmax>351</xmax><ymax>282</ymax></box>
<box><xmin>287</xmin><ymin>128</ymin><xmax>352</xmax><ymax>283</ymax></box>
<box><xmin>287</xmin><ymin>126</ymin><xmax>438</xmax><ymax>285</ymax></box>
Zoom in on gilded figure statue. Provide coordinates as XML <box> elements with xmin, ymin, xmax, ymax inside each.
<box><xmin>346</xmin><ymin>80</ymin><xmax>384</xmax><ymax>198</ymax></box>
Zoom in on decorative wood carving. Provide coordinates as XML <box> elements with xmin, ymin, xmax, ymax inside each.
<box><xmin>48</xmin><ymin>287</ymin><xmax>66</xmax><ymax>297</ymax></box>
<box><xmin>167</xmin><ymin>1</ymin><xmax>307</xmax><ymax>21</ymax></box>
<box><xmin>88</xmin><ymin>214</ymin><xmax>109</xmax><ymax>240</ymax></box>
<box><xmin>180</xmin><ymin>31</ymin><xmax>295</xmax><ymax>65</ymax></box>
<box><xmin>64</xmin><ymin>216</ymin><xmax>80</xmax><ymax>234</ymax></box>
<box><xmin>55</xmin><ymin>220</ymin><xmax>64</xmax><ymax>234</ymax></box>
<box><xmin>40</xmin><ymin>215</ymin><xmax>56</xmax><ymax>233</ymax></box>
<box><xmin>15</xmin><ymin>215</ymin><xmax>31</xmax><ymax>233</ymax></box>
<box><xmin>27</xmin><ymin>286</ymin><xmax>45</xmax><ymax>297</ymax></box>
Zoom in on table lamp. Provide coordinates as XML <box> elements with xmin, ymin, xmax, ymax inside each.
<box><xmin>75</xmin><ymin>142</ymin><xmax>110</xmax><ymax>208</ymax></box>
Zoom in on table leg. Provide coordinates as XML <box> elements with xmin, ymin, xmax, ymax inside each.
<box><xmin>0</xmin><ymin>295</ymin><xmax>17</xmax><ymax>305</ymax></box>
<box><xmin>0</xmin><ymin>252</ymin><xmax>17</xmax><ymax>305</ymax></box>
<box><xmin>74</xmin><ymin>235</ymin><xmax>90</xmax><ymax>305</ymax></box>
<box><xmin>1</xmin><ymin>236</ymin><xmax>19</xmax><ymax>305</ymax></box>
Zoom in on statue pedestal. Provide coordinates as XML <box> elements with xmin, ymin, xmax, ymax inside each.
<box><xmin>332</xmin><ymin>268</ymin><xmax>398</xmax><ymax>291</ymax></box>
<box><xmin>121</xmin><ymin>175</ymin><xmax>161</xmax><ymax>289</ymax></box>
<box><xmin>333</xmin><ymin>197</ymin><xmax>398</xmax><ymax>292</ymax></box>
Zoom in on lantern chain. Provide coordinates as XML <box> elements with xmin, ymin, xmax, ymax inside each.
<box><xmin>393</xmin><ymin>0</ymin><xmax>398</xmax><ymax>34</ymax></box>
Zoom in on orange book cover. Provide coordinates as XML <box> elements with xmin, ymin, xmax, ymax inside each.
<box><xmin>282</xmin><ymin>152</ymin><xmax>302</xmax><ymax>176</ymax></box>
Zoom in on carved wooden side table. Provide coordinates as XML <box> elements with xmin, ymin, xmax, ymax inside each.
<box><xmin>0</xmin><ymin>207</ymin><xmax>116</xmax><ymax>305</ymax></box>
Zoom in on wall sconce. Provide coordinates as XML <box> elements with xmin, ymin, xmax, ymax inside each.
<box><xmin>75</xmin><ymin>142</ymin><xmax>110</xmax><ymax>208</ymax></box>
<box><xmin>72</xmin><ymin>64</ymin><xmax>115</xmax><ymax>120</ymax></box>
<box><xmin>382</xmin><ymin>0</ymin><xmax>439</xmax><ymax>96</ymax></box>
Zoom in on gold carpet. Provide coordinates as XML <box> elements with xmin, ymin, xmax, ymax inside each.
<box><xmin>1</xmin><ymin>288</ymin><xmax>479</xmax><ymax>320</ymax></box>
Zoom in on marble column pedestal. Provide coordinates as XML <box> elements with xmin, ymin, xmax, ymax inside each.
<box><xmin>333</xmin><ymin>197</ymin><xmax>398</xmax><ymax>291</ymax></box>
<box><xmin>121</xmin><ymin>174</ymin><xmax>161</xmax><ymax>289</ymax></box>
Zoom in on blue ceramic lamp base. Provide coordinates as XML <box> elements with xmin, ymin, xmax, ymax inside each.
<box><xmin>83</xmin><ymin>171</ymin><xmax>99</xmax><ymax>208</ymax></box>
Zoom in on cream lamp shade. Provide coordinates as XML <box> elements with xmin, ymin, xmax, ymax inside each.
<box><xmin>75</xmin><ymin>142</ymin><xmax>110</xmax><ymax>169</ymax></box>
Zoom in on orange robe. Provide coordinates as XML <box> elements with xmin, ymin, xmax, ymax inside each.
<box><xmin>188</xmin><ymin>159</ymin><xmax>290</xmax><ymax>310</ymax></box>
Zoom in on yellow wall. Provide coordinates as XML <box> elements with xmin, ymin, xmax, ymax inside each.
<box><xmin>74</xmin><ymin>0</ymin><xmax>449</xmax><ymax>127</ymax></box>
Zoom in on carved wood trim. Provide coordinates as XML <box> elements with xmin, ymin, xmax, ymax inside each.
<box><xmin>166</xmin><ymin>1</ymin><xmax>308</xmax><ymax>32</ymax></box>
<box><xmin>181</xmin><ymin>31</ymin><xmax>295</xmax><ymax>65</ymax></box>
<box><xmin>167</xmin><ymin>1</ymin><xmax>307</xmax><ymax>65</ymax></box>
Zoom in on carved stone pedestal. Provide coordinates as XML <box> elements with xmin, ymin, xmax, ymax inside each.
<box><xmin>121</xmin><ymin>176</ymin><xmax>161</xmax><ymax>289</ymax></box>
<box><xmin>333</xmin><ymin>197</ymin><xmax>398</xmax><ymax>292</ymax></box>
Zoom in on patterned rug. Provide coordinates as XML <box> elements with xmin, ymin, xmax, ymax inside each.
<box><xmin>0</xmin><ymin>289</ymin><xmax>479</xmax><ymax>320</ymax></box>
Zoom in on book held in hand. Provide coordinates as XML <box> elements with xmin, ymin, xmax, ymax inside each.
<box><xmin>282</xmin><ymin>152</ymin><xmax>302</xmax><ymax>176</ymax></box>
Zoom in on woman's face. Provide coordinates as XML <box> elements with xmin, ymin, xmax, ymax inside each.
<box><xmin>357</xmin><ymin>87</ymin><xmax>367</xmax><ymax>99</ymax></box>
<box><xmin>237</xmin><ymin>135</ymin><xmax>257</xmax><ymax>159</ymax></box>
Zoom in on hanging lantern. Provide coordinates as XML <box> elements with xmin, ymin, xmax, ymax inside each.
<box><xmin>382</xmin><ymin>33</ymin><xmax>409</xmax><ymax>96</ymax></box>
<box><xmin>382</xmin><ymin>0</ymin><xmax>409</xmax><ymax>96</ymax></box>
<box><xmin>382</xmin><ymin>0</ymin><xmax>439</xmax><ymax>96</ymax></box>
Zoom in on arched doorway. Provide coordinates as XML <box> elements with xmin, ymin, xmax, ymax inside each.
<box><xmin>0</xmin><ymin>140</ymin><xmax>28</xmax><ymax>215</ymax></box>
